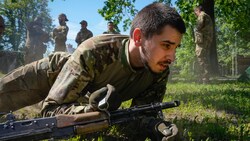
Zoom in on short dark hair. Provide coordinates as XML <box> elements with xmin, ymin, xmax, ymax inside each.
<box><xmin>80</xmin><ymin>20</ymin><xmax>87</xmax><ymax>25</ymax></box>
<box><xmin>130</xmin><ymin>3</ymin><xmax>186</xmax><ymax>39</ymax></box>
<box><xmin>107</xmin><ymin>21</ymin><xmax>114</xmax><ymax>25</ymax></box>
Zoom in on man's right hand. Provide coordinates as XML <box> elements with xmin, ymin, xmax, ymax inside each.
<box><xmin>85</xmin><ymin>84</ymin><xmax>115</xmax><ymax>112</ymax></box>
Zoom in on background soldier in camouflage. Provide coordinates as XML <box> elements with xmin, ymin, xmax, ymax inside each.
<box><xmin>24</xmin><ymin>17</ymin><xmax>49</xmax><ymax>64</ymax></box>
<box><xmin>103</xmin><ymin>21</ymin><xmax>120</xmax><ymax>34</ymax></box>
<box><xmin>0</xmin><ymin>15</ymin><xmax>5</xmax><ymax>36</ymax></box>
<box><xmin>194</xmin><ymin>6</ymin><xmax>213</xmax><ymax>83</ymax></box>
<box><xmin>0</xmin><ymin>3</ymin><xmax>186</xmax><ymax>140</ymax></box>
<box><xmin>75</xmin><ymin>20</ymin><xmax>93</xmax><ymax>46</ymax></box>
<box><xmin>52</xmin><ymin>13</ymin><xmax>69</xmax><ymax>52</ymax></box>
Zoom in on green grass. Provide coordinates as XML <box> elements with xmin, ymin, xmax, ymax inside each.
<box><xmin>163</xmin><ymin>82</ymin><xmax>250</xmax><ymax>141</ymax></box>
<box><xmin>1</xmin><ymin>81</ymin><xmax>249</xmax><ymax>140</ymax></box>
<box><xmin>77</xmin><ymin>82</ymin><xmax>250</xmax><ymax>141</ymax></box>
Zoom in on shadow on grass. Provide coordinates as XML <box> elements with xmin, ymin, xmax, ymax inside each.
<box><xmin>165</xmin><ymin>82</ymin><xmax>250</xmax><ymax>140</ymax></box>
<box><xmin>175</xmin><ymin>117</ymin><xmax>248</xmax><ymax>141</ymax></box>
<box><xmin>167</xmin><ymin>82</ymin><xmax>250</xmax><ymax>116</ymax></box>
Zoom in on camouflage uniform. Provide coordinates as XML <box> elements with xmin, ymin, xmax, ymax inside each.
<box><xmin>0</xmin><ymin>52</ymin><xmax>70</xmax><ymax>112</ymax></box>
<box><xmin>194</xmin><ymin>11</ymin><xmax>213</xmax><ymax>80</ymax></box>
<box><xmin>103</xmin><ymin>30</ymin><xmax>120</xmax><ymax>34</ymax></box>
<box><xmin>75</xmin><ymin>28</ymin><xmax>93</xmax><ymax>46</ymax></box>
<box><xmin>52</xmin><ymin>23</ymin><xmax>69</xmax><ymax>52</ymax></box>
<box><xmin>0</xmin><ymin>34</ymin><xmax>170</xmax><ymax>140</ymax></box>
<box><xmin>0</xmin><ymin>34</ymin><xmax>169</xmax><ymax>114</ymax></box>
<box><xmin>41</xmin><ymin>34</ymin><xmax>169</xmax><ymax>116</ymax></box>
<box><xmin>103</xmin><ymin>21</ymin><xmax>120</xmax><ymax>35</ymax></box>
<box><xmin>25</xmin><ymin>19</ymin><xmax>49</xmax><ymax>64</ymax></box>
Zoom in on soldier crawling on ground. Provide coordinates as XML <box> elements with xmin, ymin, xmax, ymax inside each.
<box><xmin>0</xmin><ymin>3</ymin><xmax>186</xmax><ymax>141</ymax></box>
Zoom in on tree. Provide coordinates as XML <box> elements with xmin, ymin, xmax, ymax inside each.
<box><xmin>98</xmin><ymin>0</ymin><xmax>171</xmax><ymax>32</ymax></box>
<box><xmin>0</xmin><ymin>0</ymin><xmax>53</xmax><ymax>51</ymax></box>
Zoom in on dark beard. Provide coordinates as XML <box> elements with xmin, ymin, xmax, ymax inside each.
<box><xmin>139</xmin><ymin>46</ymin><xmax>158</xmax><ymax>74</ymax></box>
<box><xmin>140</xmin><ymin>46</ymin><xmax>170</xmax><ymax>74</ymax></box>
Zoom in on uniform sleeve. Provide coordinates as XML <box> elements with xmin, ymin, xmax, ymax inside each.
<box><xmin>41</xmin><ymin>47</ymin><xmax>96</xmax><ymax>117</ymax></box>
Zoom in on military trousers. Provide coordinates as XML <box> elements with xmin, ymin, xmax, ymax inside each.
<box><xmin>0</xmin><ymin>52</ymin><xmax>70</xmax><ymax>113</ymax></box>
<box><xmin>195</xmin><ymin>42</ymin><xmax>211</xmax><ymax>80</ymax></box>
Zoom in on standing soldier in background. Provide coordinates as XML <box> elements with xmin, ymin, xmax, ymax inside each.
<box><xmin>194</xmin><ymin>5</ymin><xmax>213</xmax><ymax>83</ymax></box>
<box><xmin>75</xmin><ymin>20</ymin><xmax>93</xmax><ymax>46</ymax></box>
<box><xmin>0</xmin><ymin>15</ymin><xmax>5</xmax><ymax>36</ymax></box>
<box><xmin>24</xmin><ymin>17</ymin><xmax>49</xmax><ymax>64</ymax></box>
<box><xmin>52</xmin><ymin>13</ymin><xmax>69</xmax><ymax>52</ymax></box>
<box><xmin>103</xmin><ymin>21</ymin><xmax>120</xmax><ymax>34</ymax></box>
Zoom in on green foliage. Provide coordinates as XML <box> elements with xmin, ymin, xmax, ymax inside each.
<box><xmin>215</xmin><ymin>0</ymin><xmax>250</xmax><ymax>71</ymax></box>
<box><xmin>98</xmin><ymin>0</ymin><xmax>138</xmax><ymax>32</ymax></box>
<box><xmin>174</xmin><ymin>27</ymin><xmax>196</xmax><ymax>78</ymax></box>
<box><xmin>98</xmin><ymin>0</ymin><xmax>171</xmax><ymax>32</ymax></box>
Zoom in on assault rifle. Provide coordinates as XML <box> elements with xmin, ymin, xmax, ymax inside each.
<box><xmin>0</xmin><ymin>100</ymin><xmax>180</xmax><ymax>141</ymax></box>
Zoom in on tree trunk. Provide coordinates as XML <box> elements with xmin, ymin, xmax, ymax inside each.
<box><xmin>202</xmin><ymin>0</ymin><xmax>219</xmax><ymax>76</ymax></box>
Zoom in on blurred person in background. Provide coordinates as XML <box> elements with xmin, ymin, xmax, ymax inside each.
<box><xmin>75</xmin><ymin>20</ymin><xmax>93</xmax><ymax>46</ymax></box>
<box><xmin>24</xmin><ymin>17</ymin><xmax>49</xmax><ymax>64</ymax></box>
<box><xmin>194</xmin><ymin>5</ymin><xmax>213</xmax><ymax>83</ymax></box>
<box><xmin>52</xmin><ymin>13</ymin><xmax>69</xmax><ymax>52</ymax></box>
<box><xmin>103</xmin><ymin>21</ymin><xmax>120</xmax><ymax>34</ymax></box>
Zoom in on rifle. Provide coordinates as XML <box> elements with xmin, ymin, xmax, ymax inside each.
<box><xmin>0</xmin><ymin>100</ymin><xmax>180</xmax><ymax>141</ymax></box>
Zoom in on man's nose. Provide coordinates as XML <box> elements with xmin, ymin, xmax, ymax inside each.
<box><xmin>168</xmin><ymin>49</ymin><xmax>176</xmax><ymax>63</ymax></box>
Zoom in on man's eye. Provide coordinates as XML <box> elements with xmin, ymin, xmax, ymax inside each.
<box><xmin>163</xmin><ymin>44</ymin><xmax>170</xmax><ymax>49</ymax></box>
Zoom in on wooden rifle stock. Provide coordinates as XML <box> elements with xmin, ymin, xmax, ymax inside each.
<box><xmin>56</xmin><ymin>111</ymin><xmax>109</xmax><ymax>134</ymax></box>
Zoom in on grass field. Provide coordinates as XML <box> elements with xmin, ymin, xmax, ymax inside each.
<box><xmin>163</xmin><ymin>82</ymin><xmax>250</xmax><ymax>140</ymax></box>
<box><xmin>0</xmin><ymin>72</ymin><xmax>249</xmax><ymax>140</ymax></box>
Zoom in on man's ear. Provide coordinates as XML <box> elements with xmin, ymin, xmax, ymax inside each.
<box><xmin>133</xmin><ymin>28</ymin><xmax>142</xmax><ymax>47</ymax></box>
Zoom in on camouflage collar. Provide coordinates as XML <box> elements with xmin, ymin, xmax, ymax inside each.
<box><xmin>121</xmin><ymin>39</ymin><xmax>145</xmax><ymax>74</ymax></box>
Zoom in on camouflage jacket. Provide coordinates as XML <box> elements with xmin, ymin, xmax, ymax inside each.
<box><xmin>42</xmin><ymin>34</ymin><xmax>169</xmax><ymax>116</ymax></box>
<box><xmin>195</xmin><ymin>11</ymin><xmax>213</xmax><ymax>43</ymax></box>
<box><xmin>52</xmin><ymin>23</ymin><xmax>69</xmax><ymax>43</ymax></box>
<box><xmin>75</xmin><ymin>28</ymin><xmax>93</xmax><ymax>46</ymax></box>
<box><xmin>103</xmin><ymin>30</ymin><xmax>120</xmax><ymax>34</ymax></box>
